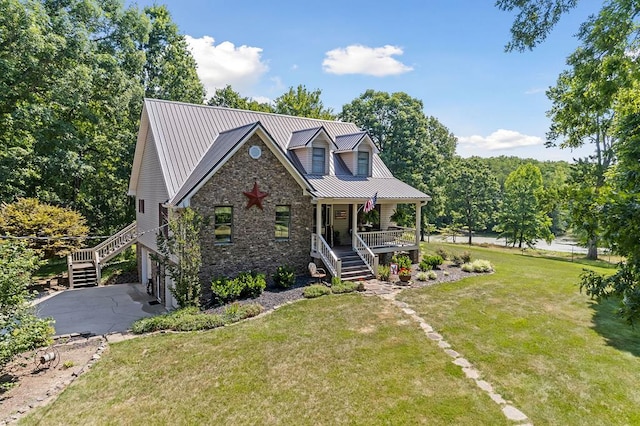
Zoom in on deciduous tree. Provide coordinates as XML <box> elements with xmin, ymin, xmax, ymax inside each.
<box><xmin>446</xmin><ymin>158</ymin><xmax>501</xmax><ymax>245</ymax></box>
<box><xmin>494</xmin><ymin>164</ymin><xmax>553</xmax><ymax>248</ymax></box>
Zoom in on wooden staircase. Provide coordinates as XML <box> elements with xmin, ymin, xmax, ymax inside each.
<box><xmin>334</xmin><ymin>247</ymin><xmax>375</xmax><ymax>281</ymax></box>
<box><xmin>67</xmin><ymin>222</ymin><xmax>137</xmax><ymax>288</ymax></box>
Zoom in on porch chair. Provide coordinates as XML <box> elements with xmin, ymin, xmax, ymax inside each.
<box><xmin>308</xmin><ymin>262</ymin><xmax>327</xmax><ymax>283</ymax></box>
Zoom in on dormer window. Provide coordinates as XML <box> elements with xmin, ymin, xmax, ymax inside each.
<box><xmin>357</xmin><ymin>151</ymin><xmax>369</xmax><ymax>176</ymax></box>
<box><xmin>312</xmin><ymin>147</ymin><xmax>326</xmax><ymax>174</ymax></box>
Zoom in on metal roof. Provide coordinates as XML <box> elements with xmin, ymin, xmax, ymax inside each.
<box><xmin>139</xmin><ymin>98</ymin><xmax>429</xmax><ymax>203</ymax></box>
<box><xmin>335</xmin><ymin>132</ymin><xmax>366</xmax><ymax>151</ymax></box>
<box><xmin>287</xmin><ymin>127</ymin><xmax>322</xmax><ymax>149</ymax></box>
<box><xmin>307</xmin><ymin>175</ymin><xmax>431</xmax><ymax>201</ymax></box>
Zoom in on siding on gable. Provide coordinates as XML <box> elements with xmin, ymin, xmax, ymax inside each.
<box><xmin>340</xmin><ymin>152</ymin><xmax>355</xmax><ymax>175</ymax></box>
<box><xmin>136</xmin><ymin>130</ymin><xmax>169</xmax><ymax>252</ymax></box>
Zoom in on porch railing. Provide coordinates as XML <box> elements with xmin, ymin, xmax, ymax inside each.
<box><xmin>354</xmin><ymin>233</ymin><xmax>378</xmax><ymax>277</ymax></box>
<box><xmin>311</xmin><ymin>233</ymin><xmax>341</xmax><ymax>278</ymax></box>
<box><xmin>359</xmin><ymin>227</ymin><xmax>416</xmax><ymax>249</ymax></box>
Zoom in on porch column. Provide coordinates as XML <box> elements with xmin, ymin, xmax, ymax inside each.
<box><xmin>415</xmin><ymin>202</ymin><xmax>421</xmax><ymax>245</ymax></box>
<box><xmin>351</xmin><ymin>203</ymin><xmax>358</xmax><ymax>249</ymax></box>
<box><xmin>316</xmin><ymin>201</ymin><xmax>323</xmax><ymax>239</ymax></box>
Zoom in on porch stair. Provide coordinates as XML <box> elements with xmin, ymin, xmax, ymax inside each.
<box><xmin>335</xmin><ymin>248</ymin><xmax>375</xmax><ymax>281</ymax></box>
<box><xmin>67</xmin><ymin>222</ymin><xmax>137</xmax><ymax>288</ymax></box>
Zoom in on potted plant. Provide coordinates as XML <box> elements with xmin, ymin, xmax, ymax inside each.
<box><xmin>398</xmin><ymin>267</ymin><xmax>412</xmax><ymax>282</ymax></box>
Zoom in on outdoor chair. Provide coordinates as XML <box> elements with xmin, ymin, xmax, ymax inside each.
<box><xmin>308</xmin><ymin>262</ymin><xmax>327</xmax><ymax>283</ymax></box>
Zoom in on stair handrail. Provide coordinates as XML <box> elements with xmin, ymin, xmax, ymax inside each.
<box><xmin>95</xmin><ymin>222</ymin><xmax>137</xmax><ymax>262</ymax></box>
<box><xmin>312</xmin><ymin>233</ymin><xmax>341</xmax><ymax>278</ymax></box>
<box><xmin>354</xmin><ymin>233</ymin><xmax>378</xmax><ymax>277</ymax></box>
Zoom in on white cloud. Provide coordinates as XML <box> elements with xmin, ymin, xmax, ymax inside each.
<box><xmin>458</xmin><ymin>129</ymin><xmax>543</xmax><ymax>150</ymax></box>
<box><xmin>251</xmin><ymin>96</ymin><xmax>271</xmax><ymax>104</ymax></box>
<box><xmin>185</xmin><ymin>35</ymin><xmax>269</xmax><ymax>96</ymax></box>
<box><xmin>322</xmin><ymin>44</ymin><xmax>413</xmax><ymax>76</ymax></box>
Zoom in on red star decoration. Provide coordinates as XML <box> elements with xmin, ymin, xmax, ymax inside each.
<box><xmin>243</xmin><ymin>182</ymin><xmax>269</xmax><ymax>210</ymax></box>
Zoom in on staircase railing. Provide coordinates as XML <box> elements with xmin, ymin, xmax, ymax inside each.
<box><xmin>67</xmin><ymin>222</ymin><xmax>137</xmax><ymax>287</ymax></box>
<box><xmin>354</xmin><ymin>233</ymin><xmax>378</xmax><ymax>277</ymax></box>
<box><xmin>311</xmin><ymin>233</ymin><xmax>341</xmax><ymax>278</ymax></box>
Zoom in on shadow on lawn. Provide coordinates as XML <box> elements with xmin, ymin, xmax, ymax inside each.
<box><xmin>589</xmin><ymin>298</ymin><xmax>640</xmax><ymax>357</ymax></box>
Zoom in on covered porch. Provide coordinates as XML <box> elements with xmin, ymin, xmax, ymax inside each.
<box><xmin>310</xmin><ymin>199</ymin><xmax>425</xmax><ymax>280</ymax></box>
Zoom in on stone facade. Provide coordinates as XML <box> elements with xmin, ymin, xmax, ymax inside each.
<box><xmin>191</xmin><ymin>134</ymin><xmax>313</xmax><ymax>284</ymax></box>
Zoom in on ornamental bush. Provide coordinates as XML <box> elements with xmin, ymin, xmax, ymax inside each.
<box><xmin>237</xmin><ymin>271</ymin><xmax>266</xmax><ymax>299</ymax></box>
<box><xmin>272</xmin><ymin>265</ymin><xmax>295</xmax><ymax>289</ymax></box>
<box><xmin>303</xmin><ymin>284</ymin><xmax>331</xmax><ymax>298</ymax></box>
<box><xmin>331</xmin><ymin>280</ymin><xmax>361</xmax><ymax>294</ymax></box>
<box><xmin>377</xmin><ymin>265</ymin><xmax>390</xmax><ymax>281</ymax></box>
<box><xmin>422</xmin><ymin>254</ymin><xmax>443</xmax><ymax>270</ymax></box>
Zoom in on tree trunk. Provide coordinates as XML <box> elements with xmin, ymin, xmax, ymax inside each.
<box><xmin>586</xmin><ymin>238</ymin><xmax>598</xmax><ymax>260</ymax></box>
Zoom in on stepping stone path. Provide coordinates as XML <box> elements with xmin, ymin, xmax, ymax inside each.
<box><xmin>363</xmin><ymin>279</ymin><xmax>532</xmax><ymax>425</ymax></box>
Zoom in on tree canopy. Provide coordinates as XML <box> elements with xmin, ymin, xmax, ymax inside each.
<box><xmin>0</xmin><ymin>0</ymin><xmax>204</xmax><ymax>235</ymax></box>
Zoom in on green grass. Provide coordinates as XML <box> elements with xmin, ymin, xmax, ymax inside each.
<box><xmin>23</xmin><ymin>295</ymin><xmax>506</xmax><ymax>425</ymax></box>
<box><xmin>33</xmin><ymin>257</ymin><xmax>67</xmax><ymax>279</ymax></box>
<box><xmin>397</xmin><ymin>242</ymin><xmax>640</xmax><ymax>425</ymax></box>
<box><xmin>21</xmin><ymin>243</ymin><xmax>640</xmax><ymax>424</ymax></box>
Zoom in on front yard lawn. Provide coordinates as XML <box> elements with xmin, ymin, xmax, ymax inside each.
<box><xmin>21</xmin><ymin>243</ymin><xmax>640</xmax><ymax>424</ymax></box>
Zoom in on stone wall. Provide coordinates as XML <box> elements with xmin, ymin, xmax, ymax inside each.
<box><xmin>191</xmin><ymin>134</ymin><xmax>313</xmax><ymax>284</ymax></box>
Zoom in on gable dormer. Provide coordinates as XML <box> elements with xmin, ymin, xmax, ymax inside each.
<box><xmin>334</xmin><ymin>132</ymin><xmax>379</xmax><ymax>177</ymax></box>
<box><xmin>287</xmin><ymin>127</ymin><xmax>336</xmax><ymax>175</ymax></box>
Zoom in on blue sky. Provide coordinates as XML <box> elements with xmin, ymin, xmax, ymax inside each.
<box><xmin>129</xmin><ymin>0</ymin><xmax>600</xmax><ymax>162</ymax></box>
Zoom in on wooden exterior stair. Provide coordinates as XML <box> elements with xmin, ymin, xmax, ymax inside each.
<box><xmin>67</xmin><ymin>222</ymin><xmax>137</xmax><ymax>288</ymax></box>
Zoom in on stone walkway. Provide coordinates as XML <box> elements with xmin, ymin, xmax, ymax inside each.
<box><xmin>363</xmin><ymin>279</ymin><xmax>532</xmax><ymax>425</ymax></box>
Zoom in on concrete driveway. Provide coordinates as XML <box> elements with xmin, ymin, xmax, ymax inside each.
<box><xmin>34</xmin><ymin>283</ymin><xmax>166</xmax><ymax>336</ymax></box>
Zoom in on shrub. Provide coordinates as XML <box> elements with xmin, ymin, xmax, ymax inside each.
<box><xmin>130</xmin><ymin>304</ymin><xmax>264</xmax><ymax>334</ymax></box>
<box><xmin>331</xmin><ymin>280</ymin><xmax>360</xmax><ymax>294</ymax></box>
<box><xmin>419</xmin><ymin>260</ymin><xmax>432</xmax><ymax>271</ymax></box>
<box><xmin>451</xmin><ymin>251</ymin><xmax>472</xmax><ymax>266</ymax></box>
<box><xmin>461</xmin><ymin>263</ymin><xmax>474</xmax><ymax>272</ymax></box>
<box><xmin>427</xmin><ymin>270</ymin><xmax>437</xmax><ymax>280</ymax></box>
<box><xmin>471</xmin><ymin>259</ymin><xmax>494</xmax><ymax>272</ymax></box>
<box><xmin>377</xmin><ymin>265</ymin><xmax>390</xmax><ymax>281</ymax></box>
<box><xmin>435</xmin><ymin>248</ymin><xmax>449</xmax><ymax>260</ymax></box>
<box><xmin>211</xmin><ymin>276</ymin><xmax>243</xmax><ymax>305</ymax></box>
<box><xmin>304</xmin><ymin>284</ymin><xmax>331</xmax><ymax>298</ymax></box>
<box><xmin>391</xmin><ymin>254</ymin><xmax>412</xmax><ymax>270</ymax></box>
<box><xmin>451</xmin><ymin>254</ymin><xmax>463</xmax><ymax>266</ymax></box>
<box><xmin>422</xmin><ymin>254</ymin><xmax>443</xmax><ymax>270</ymax></box>
<box><xmin>416</xmin><ymin>271</ymin><xmax>428</xmax><ymax>281</ymax></box>
<box><xmin>273</xmin><ymin>265</ymin><xmax>295</xmax><ymax>289</ymax></box>
<box><xmin>236</xmin><ymin>271</ymin><xmax>266</xmax><ymax>299</ymax></box>
<box><xmin>0</xmin><ymin>198</ymin><xmax>89</xmax><ymax>258</ymax></box>
<box><xmin>331</xmin><ymin>276</ymin><xmax>342</xmax><ymax>287</ymax></box>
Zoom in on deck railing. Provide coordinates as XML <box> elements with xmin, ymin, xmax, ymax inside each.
<box><xmin>359</xmin><ymin>227</ymin><xmax>416</xmax><ymax>249</ymax></box>
<box><xmin>354</xmin><ymin>233</ymin><xmax>378</xmax><ymax>276</ymax></box>
<box><xmin>311</xmin><ymin>233</ymin><xmax>341</xmax><ymax>278</ymax></box>
<box><xmin>95</xmin><ymin>222</ymin><xmax>137</xmax><ymax>264</ymax></box>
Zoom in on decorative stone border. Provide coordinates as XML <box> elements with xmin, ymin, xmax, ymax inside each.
<box><xmin>372</xmin><ymin>283</ymin><xmax>532</xmax><ymax>425</ymax></box>
<box><xmin>2</xmin><ymin>335</ymin><xmax>107</xmax><ymax>425</ymax></box>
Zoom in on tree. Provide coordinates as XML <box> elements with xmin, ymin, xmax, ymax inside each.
<box><xmin>446</xmin><ymin>158</ymin><xmax>501</xmax><ymax>245</ymax></box>
<box><xmin>207</xmin><ymin>85</ymin><xmax>274</xmax><ymax>112</ymax></box>
<box><xmin>156</xmin><ymin>208</ymin><xmax>205</xmax><ymax>308</ymax></box>
<box><xmin>143</xmin><ymin>5</ymin><xmax>205</xmax><ymax>104</ymax></box>
<box><xmin>0</xmin><ymin>241</ymin><xmax>53</xmax><ymax>375</ymax></box>
<box><xmin>274</xmin><ymin>85</ymin><xmax>335</xmax><ymax>119</ymax></box>
<box><xmin>496</xmin><ymin>0</ymin><xmax>581</xmax><ymax>52</ymax></box>
<box><xmin>0</xmin><ymin>198</ymin><xmax>89</xmax><ymax>258</ymax></box>
<box><xmin>0</xmin><ymin>0</ymin><xmax>205</xmax><ymax>235</ymax></box>
<box><xmin>494</xmin><ymin>164</ymin><xmax>553</xmax><ymax>248</ymax></box>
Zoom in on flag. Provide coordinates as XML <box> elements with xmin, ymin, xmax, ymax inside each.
<box><xmin>364</xmin><ymin>192</ymin><xmax>377</xmax><ymax>213</ymax></box>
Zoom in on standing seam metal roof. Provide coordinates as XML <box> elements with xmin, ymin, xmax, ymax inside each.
<box><xmin>142</xmin><ymin>98</ymin><xmax>429</xmax><ymax>202</ymax></box>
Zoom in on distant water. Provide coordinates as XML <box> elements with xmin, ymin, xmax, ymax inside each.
<box><xmin>437</xmin><ymin>235</ymin><xmax>592</xmax><ymax>254</ymax></box>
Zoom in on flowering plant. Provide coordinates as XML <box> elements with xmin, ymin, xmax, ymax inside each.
<box><xmin>398</xmin><ymin>267</ymin><xmax>412</xmax><ymax>277</ymax></box>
